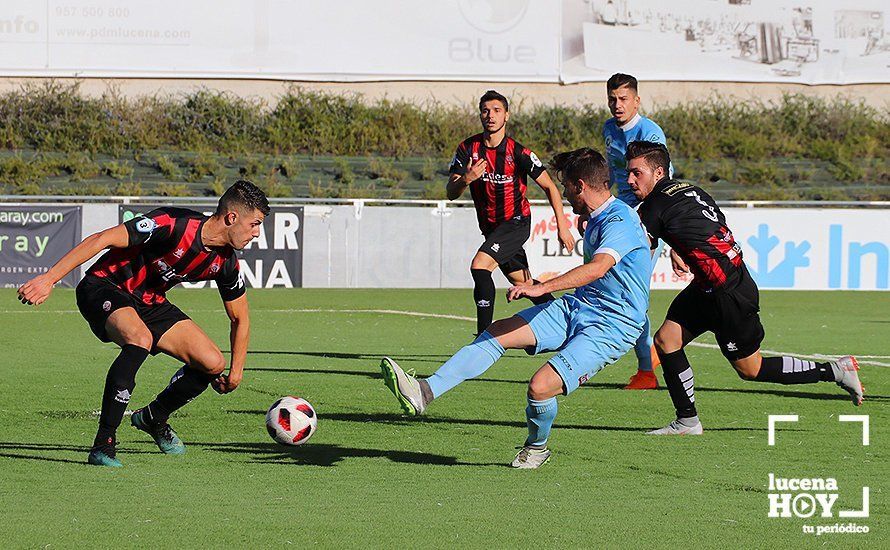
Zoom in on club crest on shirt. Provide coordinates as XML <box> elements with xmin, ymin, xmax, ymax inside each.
<box><xmin>210</xmin><ymin>263</ymin><xmax>220</xmax><ymax>274</ymax></box>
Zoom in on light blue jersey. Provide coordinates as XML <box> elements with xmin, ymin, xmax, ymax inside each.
<box><xmin>516</xmin><ymin>197</ymin><xmax>650</xmax><ymax>393</ymax></box>
<box><xmin>603</xmin><ymin>113</ymin><xmax>669</xmax><ymax>207</ymax></box>
<box><xmin>572</xmin><ymin>196</ymin><xmax>650</xmax><ymax>330</ymax></box>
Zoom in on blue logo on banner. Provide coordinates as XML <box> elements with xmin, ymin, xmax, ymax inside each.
<box><xmin>829</xmin><ymin>224</ymin><xmax>889</xmax><ymax>289</ymax></box>
<box><xmin>746</xmin><ymin>224</ymin><xmax>810</xmax><ymax>288</ymax></box>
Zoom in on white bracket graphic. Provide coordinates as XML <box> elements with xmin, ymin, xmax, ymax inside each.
<box><xmin>839</xmin><ymin>487</ymin><xmax>870</xmax><ymax>518</ymax></box>
<box><xmin>838</xmin><ymin>415</ymin><xmax>870</xmax><ymax>446</ymax></box>
<box><xmin>768</xmin><ymin>414</ymin><xmax>798</xmax><ymax>446</ymax></box>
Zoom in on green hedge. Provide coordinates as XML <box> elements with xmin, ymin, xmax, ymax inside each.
<box><xmin>0</xmin><ymin>82</ymin><xmax>887</xmax><ymax>200</ymax></box>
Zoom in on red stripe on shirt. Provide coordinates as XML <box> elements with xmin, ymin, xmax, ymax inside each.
<box><xmin>503</xmin><ymin>139</ymin><xmax>516</xmax><ymax>219</ymax></box>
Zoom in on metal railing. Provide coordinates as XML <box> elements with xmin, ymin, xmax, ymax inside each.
<box><xmin>0</xmin><ymin>195</ymin><xmax>889</xmax><ymax>208</ymax></box>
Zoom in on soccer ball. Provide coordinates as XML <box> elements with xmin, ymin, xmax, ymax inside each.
<box><xmin>265</xmin><ymin>396</ymin><xmax>317</xmax><ymax>446</ymax></box>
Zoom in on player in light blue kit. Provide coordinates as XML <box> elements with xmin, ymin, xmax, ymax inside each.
<box><xmin>380</xmin><ymin>148</ymin><xmax>651</xmax><ymax>468</ymax></box>
<box><xmin>603</xmin><ymin>73</ymin><xmax>670</xmax><ymax>390</ymax></box>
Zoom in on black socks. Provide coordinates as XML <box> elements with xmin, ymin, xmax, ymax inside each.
<box><xmin>471</xmin><ymin>268</ymin><xmax>496</xmax><ymax>335</ymax></box>
<box><xmin>146</xmin><ymin>366</ymin><xmax>216</xmax><ymax>424</ymax></box>
<box><xmin>94</xmin><ymin>344</ymin><xmax>149</xmax><ymax>447</ymax></box>
<box><xmin>754</xmin><ymin>356</ymin><xmax>836</xmax><ymax>384</ymax></box>
<box><xmin>659</xmin><ymin>349</ymin><xmax>698</xmax><ymax>419</ymax></box>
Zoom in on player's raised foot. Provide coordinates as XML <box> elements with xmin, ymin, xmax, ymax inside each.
<box><xmin>647</xmin><ymin>418</ymin><xmax>703</xmax><ymax>435</ymax></box>
<box><xmin>834</xmin><ymin>356</ymin><xmax>864</xmax><ymax>406</ymax></box>
<box><xmin>624</xmin><ymin>369</ymin><xmax>658</xmax><ymax>390</ymax></box>
<box><xmin>511</xmin><ymin>446</ymin><xmax>552</xmax><ymax>469</ymax></box>
<box><xmin>131</xmin><ymin>408</ymin><xmax>186</xmax><ymax>455</ymax></box>
<box><xmin>87</xmin><ymin>442</ymin><xmax>122</xmax><ymax>467</ymax></box>
<box><xmin>380</xmin><ymin>357</ymin><xmax>425</xmax><ymax>416</ymax></box>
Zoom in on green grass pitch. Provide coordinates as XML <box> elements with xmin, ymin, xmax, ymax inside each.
<box><xmin>0</xmin><ymin>288</ymin><xmax>886</xmax><ymax>548</ymax></box>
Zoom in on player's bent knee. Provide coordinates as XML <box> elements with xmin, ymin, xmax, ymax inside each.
<box><xmin>653</xmin><ymin>331</ymin><xmax>677</xmax><ymax>355</ymax></box>
<box><xmin>193</xmin><ymin>349</ymin><xmax>226</xmax><ymax>375</ymax></box>
<box><xmin>527</xmin><ymin>368</ymin><xmax>562</xmax><ymax>401</ymax></box>
<box><xmin>124</xmin><ymin>330</ymin><xmax>153</xmax><ymax>351</ymax></box>
<box><xmin>733</xmin><ymin>364</ymin><xmax>759</xmax><ymax>380</ymax></box>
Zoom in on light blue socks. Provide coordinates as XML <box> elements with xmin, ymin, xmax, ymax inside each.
<box><xmin>525</xmin><ymin>397</ymin><xmax>557</xmax><ymax>448</ymax></box>
<box><xmin>426</xmin><ymin>331</ymin><xmax>506</xmax><ymax>398</ymax></box>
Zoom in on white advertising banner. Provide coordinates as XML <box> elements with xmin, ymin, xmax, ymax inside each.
<box><xmin>0</xmin><ymin>0</ymin><xmax>559</xmax><ymax>81</ymax></box>
<box><xmin>562</xmin><ymin>0</ymin><xmax>890</xmax><ymax>84</ymax></box>
<box><xmin>527</xmin><ymin>207</ymin><xmax>890</xmax><ymax>291</ymax></box>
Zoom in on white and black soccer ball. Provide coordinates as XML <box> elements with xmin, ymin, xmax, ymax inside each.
<box><xmin>265</xmin><ymin>396</ymin><xmax>317</xmax><ymax>446</ymax></box>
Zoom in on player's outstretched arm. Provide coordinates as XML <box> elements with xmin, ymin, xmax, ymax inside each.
<box><xmin>534</xmin><ymin>171</ymin><xmax>575</xmax><ymax>252</ymax></box>
<box><xmin>17</xmin><ymin>224</ymin><xmax>130</xmax><ymax>306</ymax></box>
<box><xmin>213</xmin><ymin>294</ymin><xmax>250</xmax><ymax>394</ymax></box>
<box><xmin>507</xmin><ymin>253</ymin><xmax>615</xmax><ymax>302</ymax></box>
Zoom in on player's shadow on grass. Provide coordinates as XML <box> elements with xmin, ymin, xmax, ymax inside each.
<box><xmin>191</xmin><ymin>441</ymin><xmax>503</xmax><ymax>467</ymax></box>
<box><xmin>0</xmin><ymin>441</ymin><xmax>154</xmax><ymax>466</ymax></box>
<box><xmin>225</xmin><ymin>410</ymin><xmax>765</xmax><ymax>433</ymax></box>
<box><xmin>245</xmin><ymin>350</ymin><xmax>453</xmax><ymax>364</ymax></box>
<box><xmin>244</xmin><ymin>365</ymin><xmax>889</xmax><ymax>402</ymax></box>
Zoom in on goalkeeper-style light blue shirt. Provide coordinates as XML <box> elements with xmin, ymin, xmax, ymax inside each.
<box><xmin>570</xmin><ymin>196</ymin><xmax>650</xmax><ymax>333</ymax></box>
<box><xmin>603</xmin><ymin>113</ymin><xmax>670</xmax><ymax>207</ymax></box>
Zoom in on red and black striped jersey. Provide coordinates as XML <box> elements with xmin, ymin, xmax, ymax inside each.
<box><xmin>449</xmin><ymin>134</ymin><xmax>545</xmax><ymax>234</ymax></box>
<box><xmin>638</xmin><ymin>179</ymin><xmax>744</xmax><ymax>291</ymax></box>
<box><xmin>87</xmin><ymin>207</ymin><xmax>245</xmax><ymax>305</ymax></box>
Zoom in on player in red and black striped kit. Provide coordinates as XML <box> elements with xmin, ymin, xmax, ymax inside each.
<box><xmin>17</xmin><ymin>180</ymin><xmax>270</xmax><ymax>466</ymax></box>
<box><xmin>448</xmin><ymin>90</ymin><xmax>575</xmax><ymax>335</ymax></box>
<box><xmin>626</xmin><ymin>142</ymin><xmax>864</xmax><ymax>435</ymax></box>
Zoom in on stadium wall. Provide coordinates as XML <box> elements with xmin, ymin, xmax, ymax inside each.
<box><xmin>2</xmin><ymin>201</ymin><xmax>888</xmax><ymax>291</ymax></box>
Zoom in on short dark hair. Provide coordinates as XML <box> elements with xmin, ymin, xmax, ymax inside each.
<box><xmin>625</xmin><ymin>141</ymin><xmax>671</xmax><ymax>174</ymax></box>
<box><xmin>550</xmin><ymin>148</ymin><xmax>609</xmax><ymax>190</ymax></box>
<box><xmin>479</xmin><ymin>90</ymin><xmax>509</xmax><ymax>111</ymax></box>
<box><xmin>606</xmin><ymin>73</ymin><xmax>638</xmax><ymax>93</ymax></box>
<box><xmin>216</xmin><ymin>179</ymin><xmax>271</xmax><ymax>217</ymax></box>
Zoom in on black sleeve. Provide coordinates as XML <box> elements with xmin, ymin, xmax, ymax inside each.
<box><xmin>517</xmin><ymin>146</ymin><xmax>546</xmax><ymax>180</ymax></box>
<box><xmin>448</xmin><ymin>141</ymin><xmax>470</xmax><ymax>176</ymax></box>
<box><xmin>123</xmin><ymin>208</ymin><xmax>175</xmax><ymax>247</ymax></box>
<box><xmin>638</xmin><ymin>200</ymin><xmax>663</xmax><ymax>250</ymax></box>
<box><xmin>216</xmin><ymin>254</ymin><xmax>246</xmax><ymax>302</ymax></box>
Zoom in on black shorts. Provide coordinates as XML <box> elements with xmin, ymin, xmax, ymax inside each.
<box><xmin>665</xmin><ymin>266</ymin><xmax>765</xmax><ymax>360</ymax></box>
<box><xmin>75</xmin><ymin>275</ymin><xmax>189</xmax><ymax>355</ymax></box>
<box><xmin>480</xmin><ymin>217</ymin><xmax>531</xmax><ymax>275</ymax></box>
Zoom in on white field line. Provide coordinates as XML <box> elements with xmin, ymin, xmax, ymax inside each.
<box><xmin>5</xmin><ymin>307</ymin><xmax>889</xmax><ymax>367</ymax></box>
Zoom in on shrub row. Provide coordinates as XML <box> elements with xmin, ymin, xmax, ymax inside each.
<box><xmin>2</xmin><ymin>82</ymin><xmax>887</xmax><ymax>163</ymax></box>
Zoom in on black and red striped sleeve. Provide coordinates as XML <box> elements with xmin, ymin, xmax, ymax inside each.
<box><xmin>449</xmin><ymin>140</ymin><xmax>471</xmax><ymax>176</ymax></box>
<box><xmin>517</xmin><ymin>146</ymin><xmax>546</xmax><ymax>180</ymax></box>
<box><xmin>123</xmin><ymin>208</ymin><xmax>176</xmax><ymax>248</ymax></box>
<box><xmin>216</xmin><ymin>254</ymin><xmax>246</xmax><ymax>302</ymax></box>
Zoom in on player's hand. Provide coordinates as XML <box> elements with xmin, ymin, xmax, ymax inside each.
<box><xmin>670</xmin><ymin>249</ymin><xmax>690</xmax><ymax>277</ymax></box>
<box><xmin>558</xmin><ymin>226</ymin><xmax>576</xmax><ymax>252</ymax></box>
<box><xmin>507</xmin><ymin>283</ymin><xmax>545</xmax><ymax>302</ymax></box>
<box><xmin>17</xmin><ymin>274</ymin><xmax>54</xmax><ymax>306</ymax></box>
<box><xmin>464</xmin><ymin>158</ymin><xmax>487</xmax><ymax>182</ymax></box>
<box><xmin>211</xmin><ymin>372</ymin><xmax>242</xmax><ymax>394</ymax></box>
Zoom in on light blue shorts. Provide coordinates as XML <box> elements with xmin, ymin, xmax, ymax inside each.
<box><xmin>517</xmin><ymin>296</ymin><xmax>640</xmax><ymax>394</ymax></box>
